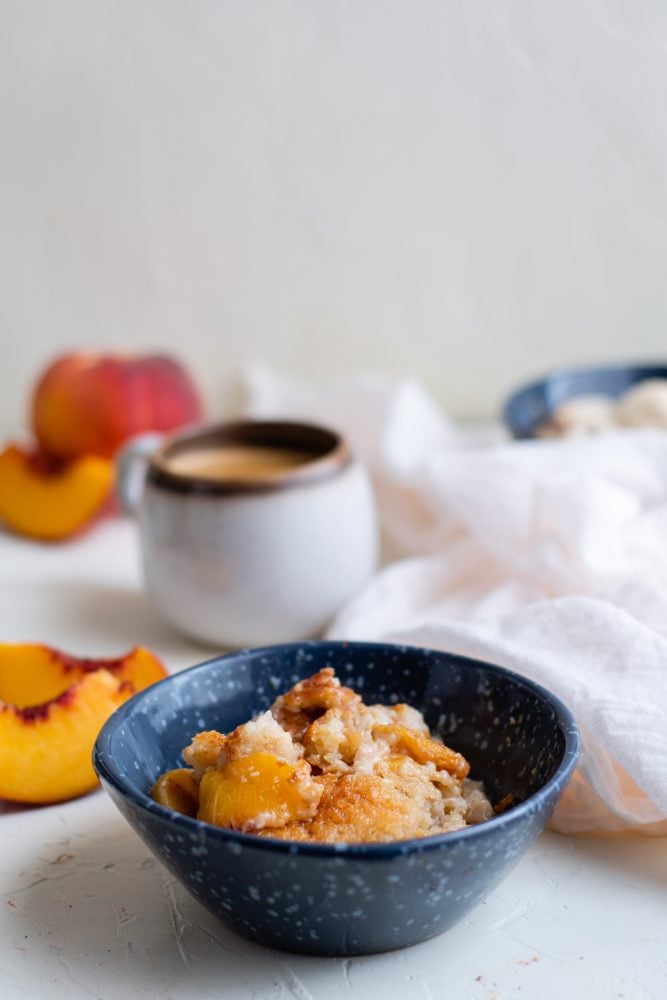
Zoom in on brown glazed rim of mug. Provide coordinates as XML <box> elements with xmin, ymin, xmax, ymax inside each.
<box><xmin>146</xmin><ymin>419</ymin><xmax>353</xmax><ymax>495</ymax></box>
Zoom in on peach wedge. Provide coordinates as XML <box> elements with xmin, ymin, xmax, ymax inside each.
<box><xmin>0</xmin><ymin>644</ymin><xmax>167</xmax><ymax>803</ymax></box>
<box><xmin>0</xmin><ymin>443</ymin><xmax>114</xmax><ymax>541</ymax></box>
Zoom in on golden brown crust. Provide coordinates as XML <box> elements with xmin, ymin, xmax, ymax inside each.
<box><xmin>271</xmin><ymin>667</ymin><xmax>363</xmax><ymax>740</ymax></box>
<box><xmin>309</xmin><ymin>772</ymin><xmax>436</xmax><ymax>842</ymax></box>
<box><xmin>372</xmin><ymin>724</ymin><xmax>470</xmax><ymax>780</ymax></box>
<box><xmin>182</xmin><ymin>730</ymin><xmax>228</xmax><ymax>778</ymax></box>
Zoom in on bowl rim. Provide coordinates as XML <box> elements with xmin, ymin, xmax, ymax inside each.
<box><xmin>94</xmin><ymin>640</ymin><xmax>580</xmax><ymax>859</ymax></box>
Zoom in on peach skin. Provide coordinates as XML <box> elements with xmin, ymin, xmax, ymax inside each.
<box><xmin>32</xmin><ymin>353</ymin><xmax>203</xmax><ymax>460</ymax></box>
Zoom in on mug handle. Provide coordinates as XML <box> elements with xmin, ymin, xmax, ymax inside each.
<box><xmin>116</xmin><ymin>432</ymin><xmax>165</xmax><ymax>515</ymax></box>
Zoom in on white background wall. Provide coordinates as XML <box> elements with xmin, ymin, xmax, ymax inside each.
<box><xmin>2</xmin><ymin>0</ymin><xmax>667</xmax><ymax>425</ymax></box>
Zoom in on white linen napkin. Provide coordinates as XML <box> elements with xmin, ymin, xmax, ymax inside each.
<box><xmin>242</xmin><ymin>366</ymin><xmax>667</xmax><ymax>834</ymax></box>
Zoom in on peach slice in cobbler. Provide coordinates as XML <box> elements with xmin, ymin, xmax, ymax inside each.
<box><xmin>198</xmin><ymin>753</ymin><xmax>322</xmax><ymax>832</ymax></box>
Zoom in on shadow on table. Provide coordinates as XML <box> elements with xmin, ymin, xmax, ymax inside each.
<box><xmin>567</xmin><ymin>832</ymin><xmax>667</xmax><ymax>891</ymax></box>
<box><xmin>0</xmin><ymin>800</ymin><xmax>37</xmax><ymax>817</ymax></box>
<box><xmin>6</xmin><ymin>807</ymin><xmax>352</xmax><ymax>996</ymax></box>
<box><xmin>10</xmin><ymin>578</ymin><xmax>220</xmax><ymax>664</ymax></box>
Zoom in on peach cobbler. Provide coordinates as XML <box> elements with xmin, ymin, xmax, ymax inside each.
<box><xmin>151</xmin><ymin>668</ymin><xmax>493</xmax><ymax>843</ymax></box>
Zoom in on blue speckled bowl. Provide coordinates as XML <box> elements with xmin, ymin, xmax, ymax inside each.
<box><xmin>503</xmin><ymin>361</ymin><xmax>667</xmax><ymax>438</ymax></box>
<box><xmin>94</xmin><ymin>641</ymin><xmax>579</xmax><ymax>956</ymax></box>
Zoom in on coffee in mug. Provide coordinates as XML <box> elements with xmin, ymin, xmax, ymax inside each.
<box><xmin>164</xmin><ymin>444</ymin><xmax>317</xmax><ymax>481</ymax></box>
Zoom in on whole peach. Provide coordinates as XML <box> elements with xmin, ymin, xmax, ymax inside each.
<box><xmin>32</xmin><ymin>353</ymin><xmax>204</xmax><ymax>459</ymax></box>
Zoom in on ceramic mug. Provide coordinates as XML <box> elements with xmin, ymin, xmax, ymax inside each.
<box><xmin>117</xmin><ymin>420</ymin><xmax>379</xmax><ymax>647</ymax></box>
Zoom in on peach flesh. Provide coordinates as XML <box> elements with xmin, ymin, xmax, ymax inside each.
<box><xmin>0</xmin><ymin>645</ymin><xmax>167</xmax><ymax>803</ymax></box>
<box><xmin>0</xmin><ymin>443</ymin><xmax>113</xmax><ymax>541</ymax></box>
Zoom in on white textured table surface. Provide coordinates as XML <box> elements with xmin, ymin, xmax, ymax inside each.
<box><xmin>1</xmin><ymin>521</ymin><xmax>666</xmax><ymax>1000</ymax></box>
